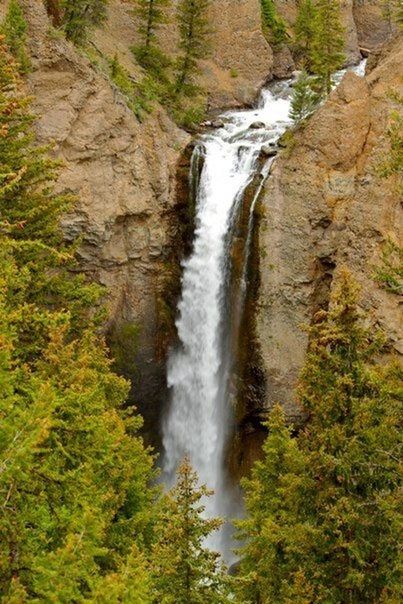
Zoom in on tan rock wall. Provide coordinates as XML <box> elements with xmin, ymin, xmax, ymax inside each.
<box><xmin>255</xmin><ymin>36</ymin><xmax>403</xmax><ymax>421</ymax></box>
<box><xmin>21</xmin><ymin>0</ymin><xmax>190</xmax><ymax>440</ymax></box>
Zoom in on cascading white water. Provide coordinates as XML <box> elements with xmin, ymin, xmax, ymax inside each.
<box><xmin>162</xmin><ymin>61</ymin><xmax>367</xmax><ymax>559</ymax></box>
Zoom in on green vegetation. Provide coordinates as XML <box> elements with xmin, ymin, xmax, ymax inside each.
<box><xmin>62</xmin><ymin>0</ymin><xmax>108</xmax><ymax>44</ymax></box>
<box><xmin>132</xmin><ymin>0</ymin><xmax>170</xmax><ymax>75</ymax></box>
<box><xmin>108</xmin><ymin>53</ymin><xmax>156</xmax><ymax>120</ymax></box>
<box><xmin>0</xmin><ymin>0</ymin><xmax>30</xmax><ymax>74</ymax></box>
<box><xmin>310</xmin><ymin>0</ymin><xmax>345</xmax><ymax>95</ymax></box>
<box><xmin>236</xmin><ymin>271</ymin><xmax>402</xmax><ymax>602</ymax></box>
<box><xmin>289</xmin><ymin>69</ymin><xmax>319</xmax><ymax>123</ymax></box>
<box><xmin>174</xmin><ymin>0</ymin><xmax>211</xmax><ymax>97</ymax></box>
<box><xmin>260</xmin><ymin>0</ymin><xmax>288</xmax><ymax>48</ymax></box>
<box><xmin>374</xmin><ymin>238</ymin><xmax>403</xmax><ymax>295</ymax></box>
<box><xmin>151</xmin><ymin>458</ymin><xmax>231</xmax><ymax>603</ymax></box>
<box><xmin>294</xmin><ymin>0</ymin><xmax>317</xmax><ymax>68</ymax></box>
<box><xmin>0</xmin><ymin>35</ymin><xmax>155</xmax><ymax>601</ymax></box>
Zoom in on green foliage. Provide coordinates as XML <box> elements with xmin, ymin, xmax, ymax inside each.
<box><xmin>310</xmin><ymin>0</ymin><xmax>345</xmax><ymax>96</ymax></box>
<box><xmin>381</xmin><ymin>0</ymin><xmax>403</xmax><ymax>32</ymax></box>
<box><xmin>294</xmin><ymin>0</ymin><xmax>317</xmax><ymax>68</ymax></box>
<box><xmin>378</xmin><ymin>108</ymin><xmax>403</xmax><ymax>189</ymax></box>
<box><xmin>132</xmin><ymin>0</ymin><xmax>170</xmax><ymax>76</ymax></box>
<box><xmin>174</xmin><ymin>0</ymin><xmax>211</xmax><ymax>97</ymax></box>
<box><xmin>289</xmin><ymin>69</ymin><xmax>320</xmax><ymax>123</ymax></box>
<box><xmin>151</xmin><ymin>458</ymin><xmax>231</xmax><ymax>603</ymax></box>
<box><xmin>108</xmin><ymin>321</ymin><xmax>140</xmax><ymax>376</ymax></box>
<box><xmin>260</xmin><ymin>0</ymin><xmax>287</xmax><ymax>48</ymax></box>
<box><xmin>235</xmin><ymin>405</ymin><xmax>313</xmax><ymax>603</ymax></box>
<box><xmin>0</xmin><ymin>0</ymin><xmax>30</xmax><ymax>74</ymax></box>
<box><xmin>374</xmin><ymin>238</ymin><xmax>403</xmax><ymax>295</ymax></box>
<box><xmin>61</xmin><ymin>0</ymin><xmax>108</xmax><ymax>45</ymax></box>
<box><xmin>0</xmin><ymin>38</ymin><xmax>155</xmax><ymax>601</ymax></box>
<box><xmin>108</xmin><ymin>53</ymin><xmax>157</xmax><ymax>120</ymax></box>
<box><xmin>236</xmin><ymin>271</ymin><xmax>402</xmax><ymax>602</ymax></box>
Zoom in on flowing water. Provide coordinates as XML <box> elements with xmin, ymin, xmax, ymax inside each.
<box><xmin>161</xmin><ymin>62</ymin><xmax>366</xmax><ymax>560</ymax></box>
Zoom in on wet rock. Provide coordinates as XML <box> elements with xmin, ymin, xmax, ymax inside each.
<box><xmin>261</xmin><ymin>145</ymin><xmax>278</xmax><ymax>157</ymax></box>
<box><xmin>249</xmin><ymin>121</ymin><xmax>266</xmax><ymax>129</ymax></box>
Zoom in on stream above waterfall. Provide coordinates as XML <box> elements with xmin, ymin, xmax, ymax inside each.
<box><xmin>161</xmin><ymin>61</ymin><xmax>366</xmax><ymax>562</ymax></box>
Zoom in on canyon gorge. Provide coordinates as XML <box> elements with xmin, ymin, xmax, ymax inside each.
<box><xmin>7</xmin><ymin>0</ymin><xmax>401</xmax><ymax>493</ymax></box>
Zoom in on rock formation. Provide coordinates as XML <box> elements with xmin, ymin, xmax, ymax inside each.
<box><xmin>254</xmin><ymin>35</ymin><xmax>402</xmax><ymax>424</ymax></box>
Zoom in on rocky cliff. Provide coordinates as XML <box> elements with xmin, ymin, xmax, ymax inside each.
<box><xmin>254</xmin><ymin>35</ymin><xmax>402</xmax><ymax>427</ymax></box>
<box><xmin>19</xmin><ymin>0</ymin><xmax>190</xmax><ymax>443</ymax></box>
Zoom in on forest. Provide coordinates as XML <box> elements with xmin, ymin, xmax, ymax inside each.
<box><xmin>0</xmin><ymin>1</ymin><xmax>402</xmax><ymax>602</ymax></box>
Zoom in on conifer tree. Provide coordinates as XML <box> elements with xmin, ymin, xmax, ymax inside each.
<box><xmin>236</xmin><ymin>405</ymin><xmax>313</xmax><ymax>604</ymax></box>
<box><xmin>174</xmin><ymin>0</ymin><xmax>211</xmax><ymax>97</ymax></box>
<box><xmin>289</xmin><ymin>69</ymin><xmax>319</xmax><ymax>123</ymax></box>
<box><xmin>61</xmin><ymin>0</ymin><xmax>109</xmax><ymax>44</ymax></box>
<box><xmin>236</xmin><ymin>272</ymin><xmax>402</xmax><ymax>602</ymax></box>
<box><xmin>296</xmin><ymin>272</ymin><xmax>402</xmax><ymax>602</ymax></box>
<box><xmin>294</xmin><ymin>0</ymin><xmax>317</xmax><ymax>68</ymax></box>
<box><xmin>310</xmin><ymin>0</ymin><xmax>345</xmax><ymax>95</ymax></box>
<box><xmin>132</xmin><ymin>0</ymin><xmax>170</xmax><ymax>74</ymax></box>
<box><xmin>0</xmin><ymin>37</ymin><xmax>155</xmax><ymax>601</ymax></box>
<box><xmin>260</xmin><ymin>0</ymin><xmax>287</xmax><ymax>48</ymax></box>
<box><xmin>0</xmin><ymin>0</ymin><xmax>30</xmax><ymax>74</ymax></box>
<box><xmin>151</xmin><ymin>458</ymin><xmax>230</xmax><ymax>603</ymax></box>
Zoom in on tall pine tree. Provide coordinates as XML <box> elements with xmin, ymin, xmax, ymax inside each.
<box><xmin>260</xmin><ymin>0</ymin><xmax>287</xmax><ymax>48</ymax></box>
<box><xmin>61</xmin><ymin>0</ymin><xmax>109</xmax><ymax>44</ymax></box>
<box><xmin>236</xmin><ymin>405</ymin><xmax>313</xmax><ymax>604</ymax></box>
<box><xmin>294</xmin><ymin>0</ymin><xmax>317</xmax><ymax>69</ymax></box>
<box><xmin>151</xmin><ymin>458</ymin><xmax>230</xmax><ymax>603</ymax></box>
<box><xmin>236</xmin><ymin>271</ymin><xmax>402</xmax><ymax>602</ymax></box>
<box><xmin>132</xmin><ymin>0</ymin><xmax>170</xmax><ymax>74</ymax></box>
<box><xmin>174</xmin><ymin>0</ymin><xmax>211</xmax><ymax>97</ymax></box>
<box><xmin>310</xmin><ymin>0</ymin><xmax>345</xmax><ymax>95</ymax></box>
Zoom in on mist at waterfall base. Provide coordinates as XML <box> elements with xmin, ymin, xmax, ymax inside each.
<box><xmin>161</xmin><ymin>62</ymin><xmax>366</xmax><ymax>563</ymax></box>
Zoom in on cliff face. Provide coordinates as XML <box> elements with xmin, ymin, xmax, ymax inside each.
<box><xmin>94</xmin><ymin>0</ymin><xmax>273</xmax><ymax>109</ymax></box>
<box><xmin>254</xmin><ymin>36</ymin><xmax>402</xmax><ymax>424</ymax></box>
<box><xmin>20</xmin><ymin>0</ymin><xmax>191</xmax><ymax>441</ymax></box>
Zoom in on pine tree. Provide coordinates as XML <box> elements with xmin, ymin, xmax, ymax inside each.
<box><xmin>174</xmin><ymin>0</ymin><xmax>211</xmax><ymax>97</ymax></box>
<box><xmin>0</xmin><ymin>0</ymin><xmax>30</xmax><ymax>74</ymax></box>
<box><xmin>310</xmin><ymin>0</ymin><xmax>345</xmax><ymax>95</ymax></box>
<box><xmin>61</xmin><ymin>0</ymin><xmax>109</xmax><ymax>45</ymax></box>
<box><xmin>296</xmin><ymin>272</ymin><xmax>402</xmax><ymax>602</ymax></box>
<box><xmin>132</xmin><ymin>0</ymin><xmax>170</xmax><ymax>74</ymax></box>
<box><xmin>0</xmin><ymin>37</ymin><xmax>155</xmax><ymax>601</ymax></box>
<box><xmin>235</xmin><ymin>405</ymin><xmax>313</xmax><ymax>604</ymax></box>
<box><xmin>236</xmin><ymin>272</ymin><xmax>402</xmax><ymax>602</ymax></box>
<box><xmin>294</xmin><ymin>0</ymin><xmax>317</xmax><ymax>68</ymax></box>
<box><xmin>289</xmin><ymin>70</ymin><xmax>319</xmax><ymax>123</ymax></box>
<box><xmin>260</xmin><ymin>0</ymin><xmax>287</xmax><ymax>48</ymax></box>
<box><xmin>151</xmin><ymin>457</ymin><xmax>230</xmax><ymax>603</ymax></box>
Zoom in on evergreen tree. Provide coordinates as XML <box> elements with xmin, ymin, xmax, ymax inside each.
<box><xmin>61</xmin><ymin>0</ymin><xmax>109</xmax><ymax>45</ymax></box>
<box><xmin>236</xmin><ymin>272</ymin><xmax>402</xmax><ymax>602</ymax></box>
<box><xmin>310</xmin><ymin>0</ymin><xmax>345</xmax><ymax>95</ymax></box>
<box><xmin>174</xmin><ymin>0</ymin><xmax>211</xmax><ymax>97</ymax></box>
<box><xmin>151</xmin><ymin>458</ymin><xmax>230</xmax><ymax>603</ymax></box>
<box><xmin>260</xmin><ymin>0</ymin><xmax>288</xmax><ymax>48</ymax></box>
<box><xmin>289</xmin><ymin>69</ymin><xmax>319</xmax><ymax>123</ymax></box>
<box><xmin>0</xmin><ymin>37</ymin><xmax>155</xmax><ymax>601</ymax></box>
<box><xmin>132</xmin><ymin>0</ymin><xmax>170</xmax><ymax>74</ymax></box>
<box><xmin>0</xmin><ymin>0</ymin><xmax>30</xmax><ymax>74</ymax></box>
<box><xmin>294</xmin><ymin>0</ymin><xmax>317</xmax><ymax>68</ymax></box>
<box><xmin>235</xmin><ymin>405</ymin><xmax>313</xmax><ymax>604</ymax></box>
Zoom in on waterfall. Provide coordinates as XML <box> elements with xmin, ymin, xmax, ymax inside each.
<box><xmin>161</xmin><ymin>80</ymin><xmax>293</xmax><ymax>557</ymax></box>
<box><xmin>161</xmin><ymin>62</ymin><xmax>366</xmax><ymax>560</ymax></box>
